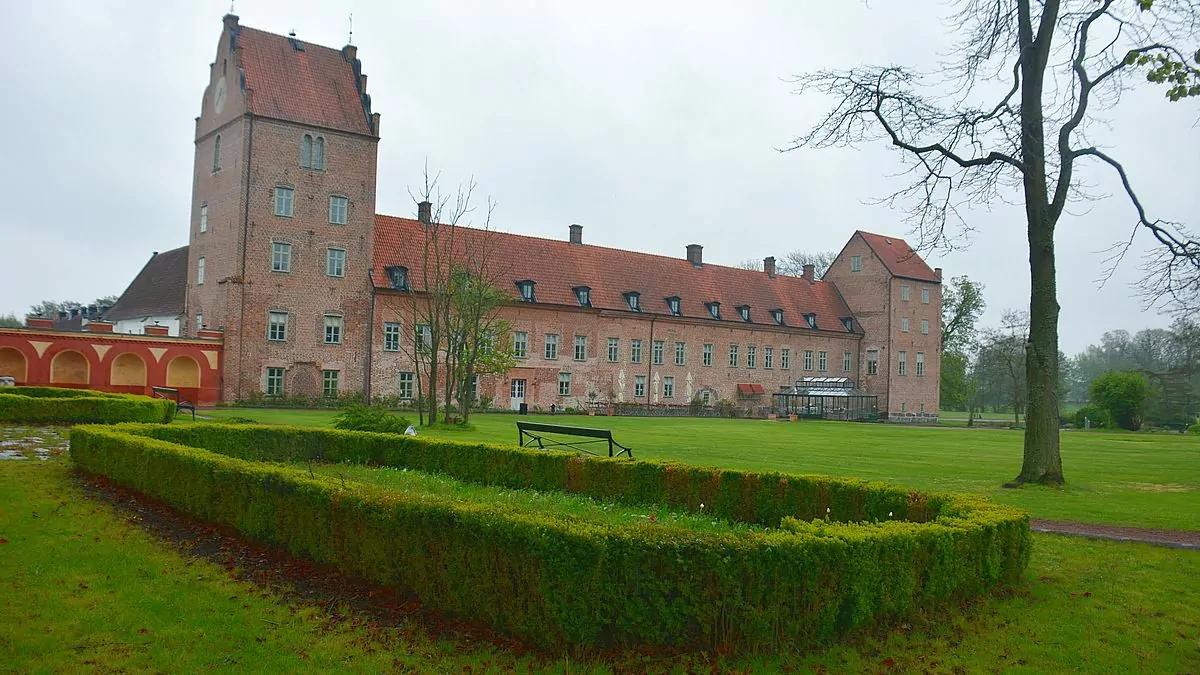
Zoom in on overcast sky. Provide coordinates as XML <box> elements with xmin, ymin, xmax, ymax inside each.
<box><xmin>1</xmin><ymin>1</ymin><xmax>1195</xmax><ymax>353</ymax></box>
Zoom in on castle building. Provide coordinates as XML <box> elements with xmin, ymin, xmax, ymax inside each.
<box><xmin>172</xmin><ymin>15</ymin><xmax>941</xmax><ymax>416</ymax></box>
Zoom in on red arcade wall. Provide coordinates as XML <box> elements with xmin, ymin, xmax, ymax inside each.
<box><xmin>0</xmin><ymin>321</ymin><xmax>223</xmax><ymax>406</ymax></box>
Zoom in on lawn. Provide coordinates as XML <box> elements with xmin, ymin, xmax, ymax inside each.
<box><xmin>198</xmin><ymin>408</ymin><xmax>1200</xmax><ymax>531</ymax></box>
<box><xmin>2</xmin><ymin>441</ymin><xmax>1198</xmax><ymax>673</ymax></box>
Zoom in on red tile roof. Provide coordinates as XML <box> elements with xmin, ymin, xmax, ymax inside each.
<box><xmin>372</xmin><ymin>216</ymin><xmax>859</xmax><ymax>333</ymax></box>
<box><xmin>856</xmin><ymin>231</ymin><xmax>940</xmax><ymax>283</ymax></box>
<box><xmin>236</xmin><ymin>26</ymin><xmax>375</xmax><ymax>136</ymax></box>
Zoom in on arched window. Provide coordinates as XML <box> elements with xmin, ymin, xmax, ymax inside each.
<box><xmin>313</xmin><ymin>136</ymin><xmax>326</xmax><ymax>170</ymax></box>
<box><xmin>301</xmin><ymin>134</ymin><xmax>313</xmax><ymax>168</ymax></box>
<box><xmin>212</xmin><ymin>134</ymin><xmax>221</xmax><ymax>171</ymax></box>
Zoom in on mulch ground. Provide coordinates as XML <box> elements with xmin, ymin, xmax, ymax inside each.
<box><xmin>1030</xmin><ymin>519</ymin><xmax>1200</xmax><ymax>550</ymax></box>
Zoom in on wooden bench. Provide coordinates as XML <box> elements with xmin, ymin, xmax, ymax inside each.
<box><xmin>152</xmin><ymin>386</ymin><xmax>196</xmax><ymax>421</ymax></box>
<box><xmin>516</xmin><ymin>421</ymin><xmax>632</xmax><ymax>458</ymax></box>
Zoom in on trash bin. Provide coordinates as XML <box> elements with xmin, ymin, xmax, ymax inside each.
<box><xmin>519</xmin><ymin>402</ymin><xmax>529</xmax><ymax>415</ymax></box>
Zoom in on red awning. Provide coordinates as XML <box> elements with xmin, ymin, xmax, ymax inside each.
<box><xmin>736</xmin><ymin>383</ymin><xmax>766</xmax><ymax>395</ymax></box>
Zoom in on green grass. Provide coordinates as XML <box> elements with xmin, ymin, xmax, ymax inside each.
<box><xmin>198</xmin><ymin>409</ymin><xmax>1200</xmax><ymax>531</ymax></box>
<box><xmin>3</xmin><ymin>439</ymin><xmax>1198</xmax><ymax>673</ymax></box>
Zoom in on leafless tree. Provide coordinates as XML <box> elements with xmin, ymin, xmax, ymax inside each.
<box><xmin>737</xmin><ymin>250</ymin><xmax>838</xmax><ymax>277</ymax></box>
<box><xmin>784</xmin><ymin>0</ymin><xmax>1199</xmax><ymax>485</ymax></box>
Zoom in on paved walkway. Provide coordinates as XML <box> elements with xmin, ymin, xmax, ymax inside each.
<box><xmin>1032</xmin><ymin>519</ymin><xmax>1200</xmax><ymax>550</ymax></box>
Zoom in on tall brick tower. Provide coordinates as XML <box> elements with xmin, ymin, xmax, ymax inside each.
<box><xmin>186</xmin><ymin>14</ymin><xmax>381</xmax><ymax>401</ymax></box>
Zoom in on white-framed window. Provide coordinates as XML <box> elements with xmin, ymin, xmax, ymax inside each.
<box><xmin>517</xmin><ymin>281</ymin><xmax>535</xmax><ymax>302</ymax></box>
<box><xmin>268</xmin><ymin>311</ymin><xmax>287</xmax><ymax>341</ymax></box>
<box><xmin>575</xmin><ymin>287</ymin><xmax>591</xmax><ymax>307</ymax></box>
<box><xmin>607</xmin><ymin>338</ymin><xmax>619</xmax><ymax>363</ymax></box>
<box><xmin>675</xmin><ymin>342</ymin><xmax>686</xmax><ymax>366</ymax></box>
<box><xmin>764</xmin><ymin>346</ymin><xmax>774</xmax><ymax>370</ymax></box>
<box><xmin>667</xmin><ymin>297</ymin><xmax>681</xmax><ymax>315</ymax></box>
<box><xmin>398</xmin><ymin>372</ymin><xmax>414</xmax><ymax>399</ymax></box>
<box><xmin>265</xmin><ymin>366</ymin><xmax>284</xmax><ymax>396</ymax></box>
<box><xmin>867</xmin><ymin>349</ymin><xmax>879</xmax><ymax>375</ymax></box>
<box><xmin>213</xmin><ymin>134</ymin><xmax>221</xmax><ymax>172</ymax></box>
<box><xmin>322</xmin><ymin>370</ymin><xmax>339</xmax><ymax>398</ymax></box>
<box><xmin>271</xmin><ymin>242</ymin><xmax>291</xmax><ymax>272</ymax></box>
<box><xmin>625</xmin><ymin>292</ymin><xmax>641</xmax><ymax>311</ymax></box>
<box><xmin>901</xmin><ymin>285</ymin><xmax>911</xmax><ymax>302</ymax></box>
<box><xmin>916</xmin><ymin>352</ymin><xmax>925</xmax><ymax>377</ymax></box>
<box><xmin>558</xmin><ymin>372</ymin><xmax>571</xmax><ymax>396</ymax></box>
<box><xmin>197</xmin><ymin>256</ymin><xmax>206</xmax><ymax>285</ymax></box>
<box><xmin>818</xmin><ymin>350</ymin><xmax>828</xmax><ymax>372</ymax></box>
<box><xmin>921</xmin><ymin>319</ymin><xmax>930</xmax><ymax>335</ymax></box>
<box><xmin>701</xmin><ymin>390</ymin><xmax>713</xmax><ymax>406</ymax></box>
<box><xmin>574</xmin><ymin>335</ymin><xmax>587</xmax><ymax>361</ymax></box>
<box><xmin>738</xmin><ymin>305</ymin><xmax>750</xmax><ymax>322</ymax></box>
<box><xmin>415</xmin><ymin>324</ymin><xmax>431</xmax><ymax>350</ymax></box>
<box><xmin>781</xmin><ymin>348</ymin><xmax>790</xmax><ymax>370</ymax></box>
<box><xmin>634</xmin><ymin>375</ymin><xmax>646</xmax><ymax>398</ymax></box>
<box><xmin>843</xmin><ymin>351</ymin><xmax>852</xmax><ymax>372</ymax></box>
<box><xmin>850</xmin><ymin>255</ymin><xmax>861</xmax><ymax>272</ymax></box>
<box><xmin>707</xmin><ymin>302</ymin><xmax>721</xmax><ymax>320</ymax></box>
<box><xmin>544</xmin><ymin>333</ymin><xmax>559</xmax><ymax>360</ymax></box>
<box><xmin>729</xmin><ymin>345</ymin><xmax>739</xmax><ymax>368</ymax></box>
<box><xmin>274</xmin><ymin>186</ymin><xmax>294</xmax><ymax>217</ymax></box>
<box><xmin>511</xmin><ymin>379</ymin><xmax>526</xmax><ymax>400</ymax></box>
<box><xmin>326</xmin><ymin>248</ymin><xmax>346</xmax><ymax>278</ymax></box>
<box><xmin>513</xmin><ymin>331</ymin><xmax>528</xmax><ymax>358</ymax></box>
<box><xmin>652</xmin><ymin>340</ymin><xmax>664</xmax><ymax>365</ymax></box>
<box><xmin>901</xmin><ymin>317</ymin><xmax>910</xmax><ymax>333</ymax></box>
<box><xmin>703</xmin><ymin>343</ymin><xmax>713</xmax><ymax>367</ymax></box>
<box><xmin>195</xmin><ymin>313</ymin><xmax>203</xmax><ymax>331</ymax></box>
<box><xmin>663</xmin><ymin>376</ymin><xmax>675</xmax><ymax>398</ymax></box>
<box><xmin>631</xmin><ymin>339</ymin><xmax>643</xmax><ymax>364</ymax></box>
<box><xmin>898</xmin><ymin>351</ymin><xmax>908</xmax><ymax>376</ymax></box>
<box><xmin>804</xmin><ymin>314</ymin><xmax>817</xmax><ymax>329</ymax></box>
<box><xmin>383</xmin><ymin>322</ymin><xmax>401</xmax><ymax>351</ymax></box>
<box><xmin>324</xmin><ymin>315</ymin><xmax>343</xmax><ymax>344</ymax></box>
<box><xmin>921</xmin><ymin>288</ymin><xmax>930</xmax><ymax>304</ymax></box>
<box><xmin>746</xmin><ymin>345</ymin><xmax>757</xmax><ymax>369</ymax></box>
<box><xmin>329</xmin><ymin>196</ymin><xmax>349</xmax><ymax>225</ymax></box>
<box><xmin>772</xmin><ymin>309</ymin><xmax>784</xmax><ymax>325</ymax></box>
<box><xmin>804</xmin><ymin>350</ymin><xmax>814</xmax><ymax>371</ymax></box>
<box><xmin>199</xmin><ymin>204</ymin><xmax>208</xmax><ymax>233</ymax></box>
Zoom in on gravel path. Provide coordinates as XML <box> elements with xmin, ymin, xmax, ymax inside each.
<box><xmin>1031</xmin><ymin>519</ymin><xmax>1200</xmax><ymax>550</ymax></box>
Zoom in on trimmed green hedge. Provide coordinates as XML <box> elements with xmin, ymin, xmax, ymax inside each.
<box><xmin>71</xmin><ymin>424</ymin><xmax>1031</xmax><ymax>651</ymax></box>
<box><xmin>0</xmin><ymin>387</ymin><xmax>175</xmax><ymax>425</ymax></box>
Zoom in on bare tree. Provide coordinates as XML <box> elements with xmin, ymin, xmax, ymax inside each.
<box><xmin>785</xmin><ymin>0</ymin><xmax>1199</xmax><ymax>485</ymax></box>
<box><xmin>976</xmin><ymin>310</ymin><xmax>1032</xmax><ymax>425</ymax></box>
<box><xmin>737</xmin><ymin>250</ymin><xmax>838</xmax><ymax>277</ymax></box>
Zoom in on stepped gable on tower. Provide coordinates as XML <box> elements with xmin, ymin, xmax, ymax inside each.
<box><xmin>371</xmin><ymin>215</ymin><xmax>859</xmax><ymax>332</ymax></box>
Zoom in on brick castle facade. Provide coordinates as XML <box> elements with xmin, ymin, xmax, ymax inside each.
<box><xmin>177</xmin><ymin>15</ymin><xmax>941</xmax><ymax>416</ymax></box>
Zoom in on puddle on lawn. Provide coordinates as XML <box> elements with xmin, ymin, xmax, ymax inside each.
<box><xmin>0</xmin><ymin>427</ymin><xmax>69</xmax><ymax>461</ymax></box>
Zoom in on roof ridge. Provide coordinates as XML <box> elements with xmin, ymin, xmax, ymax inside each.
<box><xmin>238</xmin><ymin>25</ymin><xmax>346</xmax><ymax>56</ymax></box>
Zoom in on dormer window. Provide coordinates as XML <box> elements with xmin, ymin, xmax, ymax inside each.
<box><xmin>771</xmin><ymin>309</ymin><xmax>784</xmax><ymax>325</ymax></box>
<box><xmin>706</xmin><ymin>302</ymin><xmax>721</xmax><ymax>320</ymax></box>
<box><xmin>516</xmin><ymin>280</ymin><xmax>536</xmax><ymax>302</ymax></box>
<box><xmin>804</xmin><ymin>313</ymin><xmax>817</xmax><ymax>329</ymax></box>
<box><xmin>386</xmin><ymin>266</ymin><xmax>409</xmax><ymax>291</ymax></box>
<box><xmin>624</xmin><ymin>292</ymin><xmax>641</xmax><ymax>311</ymax></box>
<box><xmin>737</xmin><ymin>305</ymin><xmax>751</xmax><ymax>322</ymax></box>
<box><xmin>841</xmin><ymin>317</ymin><xmax>854</xmax><ymax>332</ymax></box>
<box><xmin>574</xmin><ymin>286</ymin><xmax>591</xmax><ymax>307</ymax></box>
<box><xmin>665</xmin><ymin>296</ymin><xmax>681</xmax><ymax>316</ymax></box>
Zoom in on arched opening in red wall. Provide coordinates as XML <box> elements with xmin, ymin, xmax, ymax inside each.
<box><xmin>50</xmin><ymin>350</ymin><xmax>89</xmax><ymax>384</ymax></box>
<box><xmin>111</xmin><ymin>352</ymin><xmax>148</xmax><ymax>387</ymax></box>
<box><xmin>166</xmin><ymin>355</ymin><xmax>201</xmax><ymax>388</ymax></box>
<box><xmin>0</xmin><ymin>346</ymin><xmax>27</xmax><ymax>382</ymax></box>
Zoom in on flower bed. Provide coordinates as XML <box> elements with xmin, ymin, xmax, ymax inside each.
<box><xmin>70</xmin><ymin>423</ymin><xmax>1031</xmax><ymax>651</ymax></box>
<box><xmin>0</xmin><ymin>387</ymin><xmax>175</xmax><ymax>424</ymax></box>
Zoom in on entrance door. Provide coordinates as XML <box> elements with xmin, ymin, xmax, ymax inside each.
<box><xmin>510</xmin><ymin>379</ymin><xmax>526</xmax><ymax>410</ymax></box>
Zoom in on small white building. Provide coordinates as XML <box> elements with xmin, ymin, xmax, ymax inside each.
<box><xmin>104</xmin><ymin>246</ymin><xmax>188</xmax><ymax>336</ymax></box>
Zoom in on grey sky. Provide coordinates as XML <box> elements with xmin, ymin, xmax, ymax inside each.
<box><xmin>1</xmin><ymin>1</ymin><xmax>1195</xmax><ymax>354</ymax></box>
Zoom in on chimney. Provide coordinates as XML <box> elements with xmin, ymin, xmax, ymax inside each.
<box><xmin>763</xmin><ymin>256</ymin><xmax>776</xmax><ymax>278</ymax></box>
<box><xmin>686</xmin><ymin>244</ymin><xmax>703</xmax><ymax>267</ymax></box>
<box><xmin>86</xmin><ymin>321</ymin><xmax>114</xmax><ymax>333</ymax></box>
<box><xmin>223</xmin><ymin>13</ymin><xmax>239</xmax><ymax>30</ymax></box>
<box><xmin>802</xmin><ymin>264</ymin><xmax>816</xmax><ymax>282</ymax></box>
<box><xmin>934</xmin><ymin>267</ymin><xmax>943</xmax><ymax>281</ymax></box>
<box><xmin>144</xmin><ymin>325</ymin><xmax>169</xmax><ymax>337</ymax></box>
<box><xmin>569</xmin><ymin>224</ymin><xmax>583</xmax><ymax>245</ymax></box>
<box><xmin>417</xmin><ymin>200</ymin><xmax>432</xmax><ymax>225</ymax></box>
<box><xmin>198</xmin><ymin>328</ymin><xmax>225</xmax><ymax>341</ymax></box>
<box><xmin>24</xmin><ymin>316</ymin><xmax>54</xmax><ymax>329</ymax></box>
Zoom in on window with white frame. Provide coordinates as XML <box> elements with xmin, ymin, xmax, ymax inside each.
<box><xmin>675</xmin><ymin>341</ymin><xmax>685</xmax><ymax>365</ymax></box>
<box><xmin>383</xmin><ymin>322</ymin><xmax>400</xmax><ymax>351</ymax></box>
<box><xmin>544</xmin><ymin>333</ymin><xmax>559</xmax><ymax>360</ymax></box>
<box><xmin>707</xmin><ymin>302</ymin><xmax>720</xmax><ymax>319</ymax></box>
<box><xmin>746</xmin><ymin>345</ymin><xmax>757</xmax><ymax>369</ymax></box>
<box><xmin>666</xmin><ymin>297</ymin><xmax>681</xmax><ymax>315</ymax></box>
<box><xmin>575</xmin><ymin>287</ymin><xmax>591</xmax><ymax>307</ymax></box>
<box><xmin>398</xmin><ymin>372</ymin><xmax>414</xmax><ymax>399</ymax></box>
<box><xmin>898</xmin><ymin>351</ymin><xmax>908</xmax><ymax>376</ymax></box>
<box><xmin>663</xmin><ymin>376</ymin><xmax>675</xmax><ymax>398</ymax></box>
<box><xmin>780</xmin><ymin>348</ymin><xmax>790</xmax><ymax>370</ymax></box>
<box><xmin>625</xmin><ymin>292</ymin><xmax>641</xmax><ymax>311</ymax></box>
<box><xmin>274</xmin><ymin>186</ymin><xmax>294</xmax><ymax>217</ymax></box>
<box><xmin>326</xmin><ymin>248</ymin><xmax>345</xmax><ymax>277</ymax></box>
<box><xmin>631</xmin><ymin>339</ymin><xmax>642</xmax><ymax>364</ymax></box>
<box><xmin>513</xmin><ymin>331</ymin><xmax>528</xmax><ymax>358</ymax></box>
<box><xmin>265</xmin><ymin>367</ymin><xmax>284</xmax><ymax>396</ymax></box>
<box><xmin>517</xmin><ymin>280</ymin><xmax>536</xmax><ymax>302</ymax></box>
<box><xmin>901</xmin><ymin>285</ymin><xmax>911</xmax><ymax>301</ymax></box>
<box><xmin>921</xmin><ymin>288</ymin><xmax>930</xmax><ymax>304</ymax></box>
<box><xmin>324</xmin><ymin>315</ymin><xmax>343</xmax><ymax>344</ymax></box>
<box><xmin>607</xmin><ymin>337</ymin><xmax>619</xmax><ymax>363</ymax></box>
<box><xmin>574</xmin><ymin>335</ymin><xmax>587</xmax><ymax>361</ymax></box>
<box><xmin>843</xmin><ymin>351</ymin><xmax>852</xmax><ymax>372</ymax></box>
<box><xmin>921</xmin><ymin>319</ymin><xmax>930</xmax><ymax>335</ymax></box>
<box><xmin>415</xmin><ymin>324</ymin><xmax>432</xmax><ymax>351</ymax></box>
<box><xmin>867</xmin><ymin>349</ymin><xmax>879</xmax><ymax>375</ymax></box>
<box><xmin>197</xmin><ymin>256</ymin><xmax>206</xmax><ymax>284</ymax></box>
<box><xmin>901</xmin><ymin>317</ymin><xmax>909</xmax><ymax>333</ymax></box>
<box><xmin>322</xmin><ymin>370</ymin><xmax>339</xmax><ymax>398</ymax></box>
<box><xmin>804</xmin><ymin>350</ymin><xmax>814</xmax><ymax>371</ymax></box>
<box><xmin>728</xmin><ymin>345</ymin><xmax>739</xmax><ymax>368</ymax></box>
<box><xmin>916</xmin><ymin>352</ymin><xmax>925</xmax><ymax>376</ymax></box>
<box><xmin>558</xmin><ymin>372</ymin><xmax>571</xmax><ymax>396</ymax></box>
<box><xmin>652</xmin><ymin>340</ymin><xmax>664</xmax><ymax>365</ymax></box>
<box><xmin>804</xmin><ymin>314</ymin><xmax>817</xmax><ymax>329</ymax></box>
<box><xmin>199</xmin><ymin>204</ymin><xmax>208</xmax><ymax>233</ymax></box>
<box><xmin>268</xmin><ymin>311</ymin><xmax>287</xmax><ymax>341</ymax></box>
<box><xmin>703</xmin><ymin>343</ymin><xmax>713</xmax><ymax>366</ymax></box>
<box><xmin>851</xmin><ymin>255</ymin><xmax>861</xmax><ymax>272</ymax></box>
<box><xmin>634</xmin><ymin>375</ymin><xmax>646</xmax><ymax>398</ymax></box>
<box><xmin>195</xmin><ymin>313</ymin><xmax>203</xmax><ymax>331</ymax></box>
<box><xmin>329</xmin><ymin>196</ymin><xmax>348</xmax><ymax>225</ymax></box>
<box><xmin>271</xmin><ymin>242</ymin><xmax>291</xmax><ymax>272</ymax></box>
<box><xmin>818</xmin><ymin>350</ymin><xmax>828</xmax><ymax>371</ymax></box>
